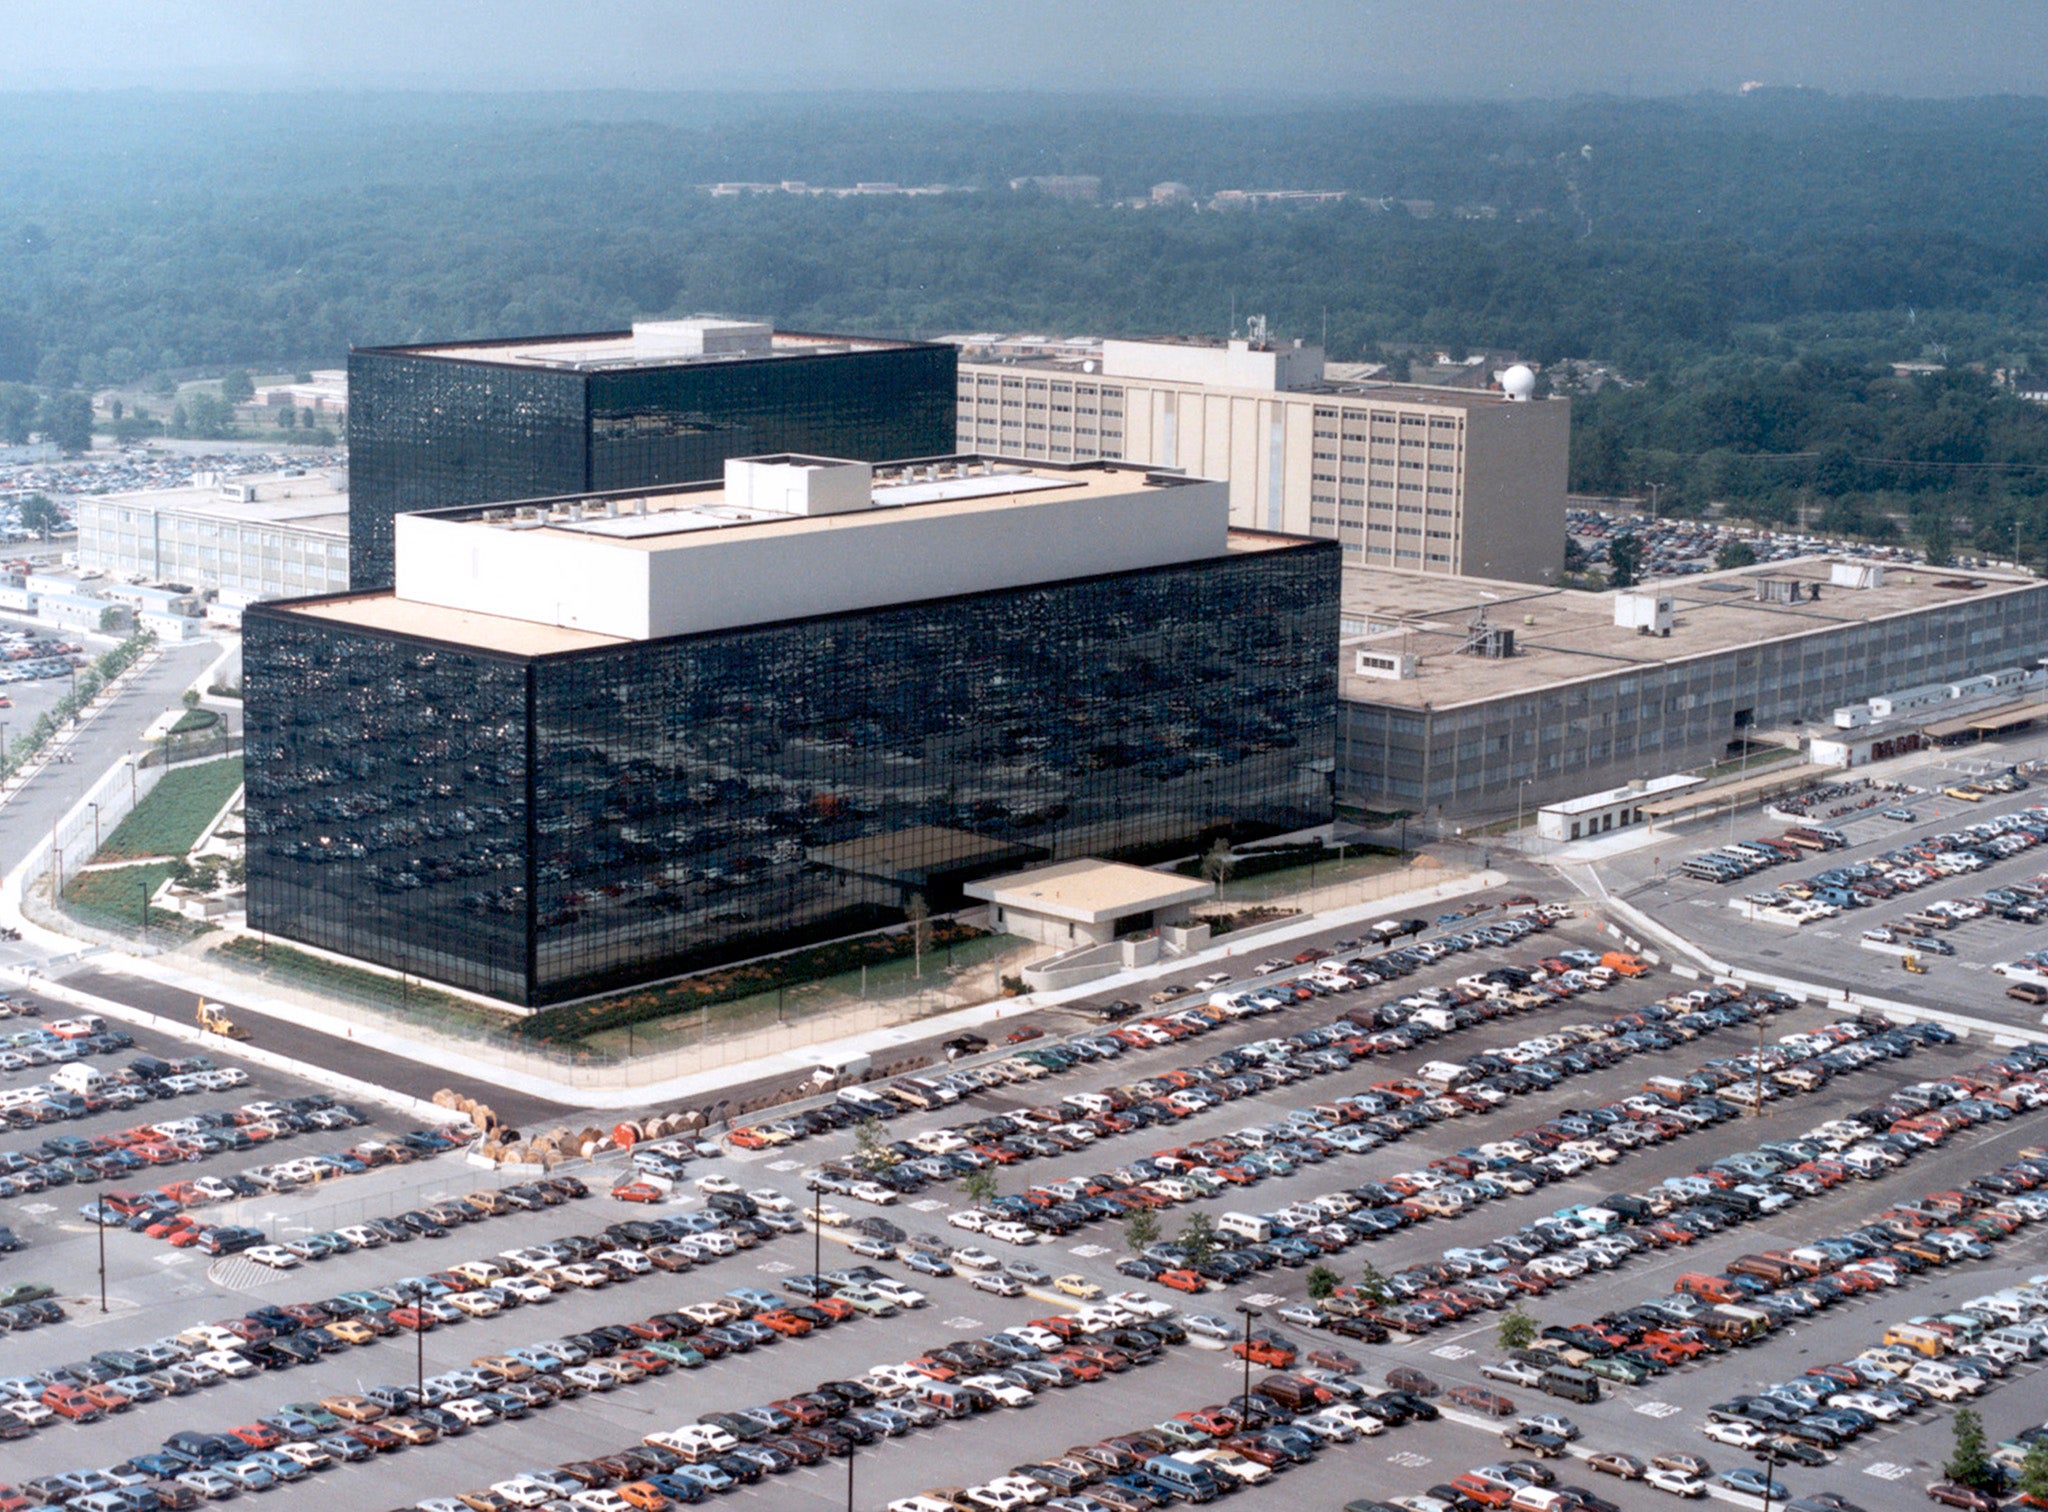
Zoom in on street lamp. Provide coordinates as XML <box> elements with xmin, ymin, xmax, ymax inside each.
<box><xmin>97</xmin><ymin>1196</ymin><xmax>108</xmax><ymax>1313</ymax></box>
<box><xmin>1517</xmin><ymin>779</ymin><xmax>1532</xmax><ymax>848</ymax></box>
<box><xmin>806</xmin><ymin>1179</ymin><xmax>825</xmax><ymax>1282</ymax></box>
<box><xmin>1234</xmin><ymin>1303</ymin><xmax>1262</xmax><ymax>1420</ymax></box>
<box><xmin>409</xmin><ymin>1282</ymin><xmax>427</xmax><ymax>1409</ymax></box>
<box><xmin>1757</xmin><ymin>1442</ymin><xmax>1785</xmax><ymax>1512</ymax></box>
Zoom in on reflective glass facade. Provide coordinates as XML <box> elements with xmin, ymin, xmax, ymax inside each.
<box><xmin>247</xmin><ymin>539</ymin><xmax>1338</xmax><ymax>1007</ymax></box>
<box><xmin>347</xmin><ymin>340</ymin><xmax>955</xmax><ymax>590</ymax></box>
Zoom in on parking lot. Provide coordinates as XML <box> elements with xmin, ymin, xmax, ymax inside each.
<box><xmin>6</xmin><ymin>887</ymin><xmax>2048</xmax><ymax>1512</ymax></box>
<box><xmin>1606</xmin><ymin>739</ymin><xmax>2048</xmax><ymax>1031</ymax></box>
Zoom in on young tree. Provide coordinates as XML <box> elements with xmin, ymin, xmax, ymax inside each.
<box><xmin>219</xmin><ymin>370</ymin><xmax>255</xmax><ymax>404</ymax></box>
<box><xmin>1607</xmin><ymin>532</ymin><xmax>1643</xmax><ymax>589</ymax></box>
<box><xmin>277</xmin><ymin>404</ymin><xmax>298</xmax><ymax>430</ymax></box>
<box><xmin>1356</xmin><ymin>1260</ymin><xmax>1392</xmax><ymax>1307</ymax></box>
<box><xmin>1946</xmin><ymin>1406</ymin><xmax>1992</xmax><ymax>1489</ymax></box>
<box><xmin>959</xmin><ymin>1167</ymin><xmax>999</xmax><ymax>1207</ymax></box>
<box><xmin>906</xmin><ymin>891</ymin><xmax>930</xmax><ymax>978</ymax></box>
<box><xmin>1919</xmin><ymin>509</ymin><xmax>1955</xmax><ymax>567</ymax></box>
<box><xmin>1714</xmin><ymin>539</ymin><xmax>1758</xmax><ymax>570</ymax></box>
<box><xmin>851</xmin><ymin>1116</ymin><xmax>899</xmax><ymax>1174</ymax></box>
<box><xmin>1497</xmin><ymin>1307</ymin><xmax>1538</xmax><ymax>1351</ymax></box>
<box><xmin>1305</xmin><ymin>1263</ymin><xmax>1340</xmax><ymax>1300</ymax></box>
<box><xmin>1200</xmin><ymin>838</ymin><xmax>1235</xmax><ymax>888</ymax></box>
<box><xmin>1123</xmin><ymin>1206</ymin><xmax>1160</xmax><ymax>1254</ymax></box>
<box><xmin>2018</xmin><ymin>1440</ymin><xmax>2048</xmax><ymax>1505</ymax></box>
<box><xmin>17</xmin><ymin>494</ymin><xmax>64</xmax><ymax>538</ymax></box>
<box><xmin>1178</xmin><ymin>1211</ymin><xmax>1217</xmax><ymax>1268</ymax></box>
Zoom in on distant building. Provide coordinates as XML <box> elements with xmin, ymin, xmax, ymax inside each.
<box><xmin>1149</xmin><ymin>181</ymin><xmax>1193</xmax><ymax>204</ymax></box>
<box><xmin>252</xmin><ymin>371</ymin><xmax>348</xmax><ymax>420</ymax></box>
<box><xmin>245</xmin><ymin>454</ymin><xmax>1337</xmax><ymax>1005</ymax></box>
<box><xmin>955</xmin><ymin>331</ymin><xmax>1570</xmax><ymax>584</ymax></box>
<box><xmin>74</xmin><ymin>469</ymin><xmax>349</xmax><ymax>603</ymax></box>
<box><xmin>1009</xmin><ymin>175</ymin><xmax>1101</xmax><ymax>201</ymax></box>
<box><xmin>346</xmin><ymin>317</ymin><xmax>955</xmax><ymax>590</ymax></box>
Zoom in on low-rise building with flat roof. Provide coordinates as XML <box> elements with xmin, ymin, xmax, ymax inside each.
<box><xmin>1337</xmin><ymin>557</ymin><xmax>2048</xmax><ymax>820</ymax></box>
<box><xmin>246</xmin><ymin>454</ymin><xmax>1337</xmax><ymax>1006</ymax></box>
<box><xmin>74</xmin><ymin>469</ymin><xmax>349</xmax><ymax>602</ymax></box>
<box><xmin>965</xmin><ymin>859</ymin><xmax>1215</xmax><ymax>948</ymax></box>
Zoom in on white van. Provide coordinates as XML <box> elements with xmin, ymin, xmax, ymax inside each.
<box><xmin>1218</xmin><ymin>1212</ymin><xmax>1272</xmax><ymax>1243</ymax></box>
<box><xmin>49</xmin><ymin>1063</ymin><xmax>107</xmax><ymax>1094</ymax></box>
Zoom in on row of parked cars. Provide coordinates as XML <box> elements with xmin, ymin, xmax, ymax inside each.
<box><xmin>67</xmin><ymin>1110</ymin><xmax>464</xmax><ymax>1261</ymax></box>
<box><xmin>729</xmin><ymin>907</ymin><xmax>1578</xmax><ymax>1159</ymax></box>
<box><xmin>1393</xmin><ymin>1053</ymin><xmax>2048</xmax><ymax>1512</ymax></box>
<box><xmin>1269</xmin><ymin>1013</ymin><xmax>1948</xmax><ymax>1352</ymax></box>
<box><xmin>1736</xmin><ymin>809</ymin><xmax>2048</xmax><ymax>930</ymax></box>
<box><xmin>1681</xmin><ymin>826</ymin><xmax>1849</xmax><ymax>885</ymax></box>
<box><xmin>6</xmin><ymin>1224</ymin><xmax>952</xmax><ymax>1510</ymax></box>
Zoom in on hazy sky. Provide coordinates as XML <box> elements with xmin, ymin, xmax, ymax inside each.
<box><xmin>2</xmin><ymin>0</ymin><xmax>2043</xmax><ymax>97</ymax></box>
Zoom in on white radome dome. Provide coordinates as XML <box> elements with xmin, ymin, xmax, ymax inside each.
<box><xmin>1501</xmin><ymin>364</ymin><xmax>1537</xmax><ymax>400</ymax></box>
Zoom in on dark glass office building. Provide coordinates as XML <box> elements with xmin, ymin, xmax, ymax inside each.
<box><xmin>347</xmin><ymin>326</ymin><xmax>955</xmax><ymax>589</ymax></box>
<box><xmin>246</xmin><ymin>537</ymin><xmax>1338</xmax><ymax>1007</ymax></box>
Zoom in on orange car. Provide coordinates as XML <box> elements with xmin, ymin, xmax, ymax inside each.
<box><xmin>1173</xmin><ymin>1408</ymin><xmax>1240</xmax><ymax>1437</ymax></box>
<box><xmin>1158</xmin><ymin>1269</ymin><xmax>1207</xmax><ymax>1294</ymax></box>
<box><xmin>727</xmin><ymin>1128</ymin><xmax>771</xmax><ymax>1150</ymax></box>
<box><xmin>616</xmin><ymin>1483</ymin><xmax>670</xmax><ymax>1512</ymax></box>
<box><xmin>1232</xmin><ymin>1338</ymin><xmax>1295</xmax><ymax>1368</ymax></box>
<box><xmin>757</xmin><ymin>1309</ymin><xmax>813</xmax><ymax>1337</ymax></box>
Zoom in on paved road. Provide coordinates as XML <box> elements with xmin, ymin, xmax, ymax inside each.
<box><xmin>53</xmin><ymin>964</ymin><xmax>575</xmax><ymax>1129</ymax></box>
<box><xmin>0</xmin><ymin>635</ymin><xmax>223</xmax><ymax>878</ymax></box>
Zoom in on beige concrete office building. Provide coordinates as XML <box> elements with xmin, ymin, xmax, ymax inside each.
<box><xmin>75</xmin><ymin>470</ymin><xmax>350</xmax><ymax>603</ymax></box>
<box><xmin>953</xmin><ymin>334</ymin><xmax>1571</xmax><ymax>583</ymax></box>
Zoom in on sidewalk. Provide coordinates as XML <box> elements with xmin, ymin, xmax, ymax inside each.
<box><xmin>10</xmin><ymin>858</ymin><xmax>1505</xmax><ymax>1113</ymax></box>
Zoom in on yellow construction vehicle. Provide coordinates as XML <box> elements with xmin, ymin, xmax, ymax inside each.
<box><xmin>195</xmin><ymin>999</ymin><xmax>249</xmax><ymax>1039</ymax></box>
<box><xmin>1902</xmin><ymin>954</ymin><xmax>1928</xmax><ymax>974</ymax></box>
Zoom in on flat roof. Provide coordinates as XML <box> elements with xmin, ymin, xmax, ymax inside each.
<box><xmin>959</xmin><ymin>351</ymin><xmax>1529</xmax><ymax>407</ymax></box>
<box><xmin>1638</xmin><ymin>762</ymin><xmax>1833</xmax><ymax>818</ymax></box>
<box><xmin>464</xmin><ymin>463</ymin><xmax>1152</xmax><ymax>556</ymax></box>
<box><xmin>90</xmin><ymin>471</ymin><xmax>349</xmax><ymax>537</ymax></box>
<box><xmin>1922</xmin><ymin>698</ymin><xmax>2048</xmax><ymax>738</ymax></box>
<box><xmin>288</xmin><ymin>594</ymin><xmax>625</xmax><ymax>657</ymax></box>
<box><xmin>1541</xmin><ymin>774</ymin><xmax>1702</xmax><ymax>817</ymax></box>
<box><xmin>964</xmin><ymin>859</ymin><xmax>1215</xmax><ymax>923</ymax></box>
<box><xmin>376</xmin><ymin>327</ymin><xmax>928</xmax><ymax>372</ymax></box>
<box><xmin>1339</xmin><ymin>559</ymin><xmax>2045</xmax><ymax>712</ymax></box>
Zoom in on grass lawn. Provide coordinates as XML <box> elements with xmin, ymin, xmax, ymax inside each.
<box><xmin>211</xmin><ymin>937</ymin><xmax>511</xmax><ymax>1037</ymax></box>
<box><xmin>98</xmin><ymin>758</ymin><xmax>242</xmax><ymax>860</ymax></box>
<box><xmin>61</xmin><ymin>862</ymin><xmax>211</xmax><ymax>941</ymax></box>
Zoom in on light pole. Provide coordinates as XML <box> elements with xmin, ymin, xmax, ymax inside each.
<box><xmin>1757</xmin><ymin>1443</ymin><xmax>1785</xmax><ymax>1512</ymax></box>
<box><xmin>139</xmin><ymin>877</ymin><xmax>149</xmax><ymax>945</ymax></box>
<box><xmin>1517</xmin><ymin>779</ymin><xmax>1532</xmax><ymax>849</ymax></box>
<box><xmin>409</xmin><ymin>1282</ymin><xmax>426</xmax><ymax>1409</ymax></box>
<box><xmin>846</xmin><ymin>1435</ymin><xmax>855</xmax><ymax>1512</ymax></box>
<box><xmin>807</xmin><ymin>1180</ymin><xmax>824</xmax><ymax>1282</ymax></box>
<box><xmin>1235</xmin><ymin>1302</ymin><xmax>1262</xmax><ymax>1417</ymax></box>
<box><xmin>97</xmin><ymin>1197</ymin><xmax>108</xmax><ymax>1312</ymax></box>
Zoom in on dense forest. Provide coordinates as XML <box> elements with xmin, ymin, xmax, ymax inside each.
<box><xmin>5</xmin><ymin>89</ymin><xmax>2048</xmax><ymax>552</ymax></box>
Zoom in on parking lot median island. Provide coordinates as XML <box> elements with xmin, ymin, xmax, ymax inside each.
<box><xmin>97</xmin><ymin>756</ymin><xmax>242</xmax><ymax>860</ymax></box>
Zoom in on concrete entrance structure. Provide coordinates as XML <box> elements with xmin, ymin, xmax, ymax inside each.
<box><xmin>966</xmin><ymin>859</ymin><xmax>1215</xmax><ymax>948</ymax></box>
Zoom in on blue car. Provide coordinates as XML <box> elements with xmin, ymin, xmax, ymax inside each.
<box><xmin>1718</xmin><ymin>1467</ymin><xmax>1790</xmax><ymax>1500</ymax></box>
